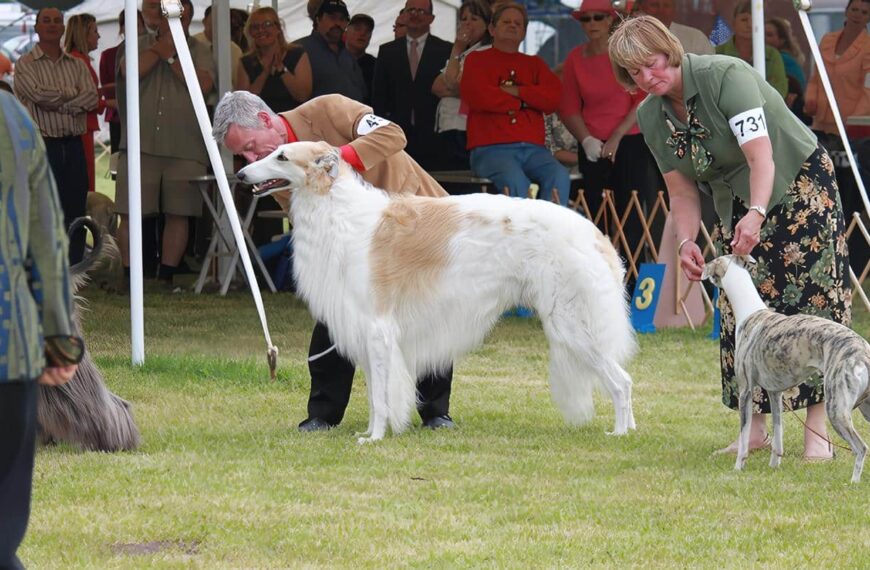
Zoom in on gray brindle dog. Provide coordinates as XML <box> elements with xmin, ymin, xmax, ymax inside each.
<box><xmin>702</xmin><ymin>255</ymin><xmax>870</xmax><ymax>483</ymax></box>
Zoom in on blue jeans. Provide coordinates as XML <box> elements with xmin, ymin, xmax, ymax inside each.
<box><xmin>470</xmin><ymin>142</ymin><xmax>571</xmax><ymax>206</ymax></box>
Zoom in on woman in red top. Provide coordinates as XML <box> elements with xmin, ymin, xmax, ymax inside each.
<box><xmin>65</xmin><ymin>13</ymin><xmax>104</xmax><ymax>193</ymax></box>
<box><xmin>560</xmin><ymin>0</ymin><xmax>656</xmax><ymax>248</ymax></box>
<box><xmin>460</xmin><ymin>2</ymin><xmax>570</xmax><ymax>205</ymax></box>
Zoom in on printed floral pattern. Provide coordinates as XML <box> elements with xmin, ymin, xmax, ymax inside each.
<box><xmin>713</xmin><ymin>146</ymin><xmax>852</xmax><ymax>412</ymax></box>
<box><xmin>664</xmin><ymin>97</ymin><xmax>714</xmax><ymax>177</ymax></box>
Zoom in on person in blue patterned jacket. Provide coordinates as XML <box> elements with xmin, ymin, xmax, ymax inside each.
<box><xmin>0</xmin><ymin>90</ymin><xmax>83</xmax><ymax>570</ymax></box>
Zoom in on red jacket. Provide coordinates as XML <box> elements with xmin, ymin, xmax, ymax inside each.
<box><xmin>461</xmin><ymin>48</ymin><xmax>561</xmax><ymax>150</ymax></box>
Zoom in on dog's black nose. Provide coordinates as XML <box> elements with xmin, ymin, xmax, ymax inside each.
<box><xmin>236</xmin><ymin>171</ymin><xmax>246</xmax><ymax>181</ymax></box>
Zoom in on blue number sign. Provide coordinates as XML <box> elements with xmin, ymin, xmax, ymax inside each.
<box><xmin>630</xmin><ymin>263</ymin><xmax>666</xmax><ymax>334</ymax></box>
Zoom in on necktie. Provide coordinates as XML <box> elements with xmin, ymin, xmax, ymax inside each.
<box><xmin>409</xmin><ymin>39</ymin><xmax>420</xmax><ymax>80</ymax></box>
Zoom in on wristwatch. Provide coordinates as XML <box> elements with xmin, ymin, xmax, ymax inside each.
<box><xmin>748</xmin><ymin>205</ymin><xmax>767</xmax><ymax>218</ymax></box>
<box><xmin>166</xmin><ymin>55</ymin><xmax>176</xmax><ymax>65</ymax></box>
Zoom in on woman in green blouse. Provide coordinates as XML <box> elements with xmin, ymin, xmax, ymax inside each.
<box><xmin>609</xmin><ymin>16</ymin><xmax>852</xmax><ymax>459</ymax></box>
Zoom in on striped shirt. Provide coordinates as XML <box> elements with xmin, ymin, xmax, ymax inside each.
<box><xmin>13</xmin><ymin>44</ymin><xmax>98</xmax><ymax>138</ymax></box>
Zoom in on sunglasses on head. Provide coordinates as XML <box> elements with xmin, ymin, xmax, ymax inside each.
<box><xmin>578</xmin><ymin>14</ymin><xmax>608</xmax><ymax>22</ymax></box>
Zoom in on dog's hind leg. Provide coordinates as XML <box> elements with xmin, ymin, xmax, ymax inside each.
<box><xmin>768</xmin><ymin>390</ymin><xmax>784</xmax><ymax>469</ymax></box>
<box><xmin>826</xmin><ymin>385</ymin><xmax>867</xmax><ymax>483</ymax></box>
<box><xmin>355</xmin><ymin>362</ymin><xmax>375</xmax><ymax>439</ymax></box>
<box><xmin>594</xmin><ymin>358</ymin><xmax>634</xmax><ymax>435</ymax></box>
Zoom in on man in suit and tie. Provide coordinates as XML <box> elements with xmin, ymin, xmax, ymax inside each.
<box><xmin>212</xmin><ymin>90</ymin><xmax>456</xmax><ymax>432</ymax></box>
<box><xmin>371</xmin><ymin>0</ymin><xmax>452</xmax><ymax>171</ymax></box>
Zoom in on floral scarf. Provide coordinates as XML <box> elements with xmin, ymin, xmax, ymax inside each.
<box><xmin>664</xmin><ymin>97</ymin><xmax>714</xmax><ymax>178</ymax></box>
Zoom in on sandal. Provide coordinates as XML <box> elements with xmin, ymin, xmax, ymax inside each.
<box><xmin>712</xmin><ymin>434</ymin><xmax>772</xmax><ymax>456</ymax></box>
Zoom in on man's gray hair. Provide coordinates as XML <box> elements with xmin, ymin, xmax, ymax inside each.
<box><xmin>212</xmin><ymin>90</ymin><xmax>275</xmax><ymax>144</ymax></box>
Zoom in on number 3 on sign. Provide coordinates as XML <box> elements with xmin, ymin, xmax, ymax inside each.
<box><xmin>630</xmin><ymin>263</ymin><xmax>666</xmax><ymax>333</ymax></box>
<box><xmin>634</xmin><ymin>277</ymin><xmax>656</xmax><ymax>310</ymax></box>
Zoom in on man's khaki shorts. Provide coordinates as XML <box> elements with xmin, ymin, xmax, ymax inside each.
<box><xmin>115</xmin><ymin>153</ymin><xmax>205</xmax><ymax>217</ymax></box>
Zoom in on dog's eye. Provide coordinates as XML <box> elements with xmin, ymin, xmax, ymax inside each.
<box><xmin>277</xmin><ymin>152</ymin><xmax>289</xmax><ymax>162</ymax></box>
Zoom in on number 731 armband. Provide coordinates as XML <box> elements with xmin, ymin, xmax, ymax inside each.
<box><xmin>728</xmin><ymin>107</ymin><xmax>768</xmax><ymax>146</ymax></box>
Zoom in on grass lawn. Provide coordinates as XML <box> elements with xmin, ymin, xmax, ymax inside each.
<box><xmin>25</xmin><ymin>153</ymin><xmax>867</xmax><ymax>567</ymax></box>
<box><xmin>20</xmin><ymin>277</ymin><xmax>870</xmax><ymax>568</ymax></box>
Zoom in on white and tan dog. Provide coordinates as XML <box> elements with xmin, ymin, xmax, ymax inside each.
<box><xmin>238</xmin><ymin>141</ymin><xmax>636</xmax><ymax>442</ymax></box>
<box><xmin>703</xmin><ymin>255</ymin><xmax>870</xmax><ymax>483</ymax></box>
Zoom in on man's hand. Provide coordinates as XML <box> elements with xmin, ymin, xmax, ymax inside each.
<box><xmin>500</xmin><ymin>85</ymin><xmax>520</xmax><ymax>97</ymax></box>
<box><xmin>38</xmin><ymin>365</ymin><xmax>78</xmax><ymax>386</ymax></box>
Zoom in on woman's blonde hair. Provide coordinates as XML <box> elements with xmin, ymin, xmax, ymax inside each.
<box><xmin>64</xmin><ymin>13</ymin><xmax>96</xmax><ymax>55</ymax></box>
<box><xmin>244</xmin><ymin>6</ymin><xmax>287</xmax><ymax>55</ymax></box>
<box><xmin>608</xmin><ymin>15</ymin><xmax>684</xmax><ymax>91</ymax></box>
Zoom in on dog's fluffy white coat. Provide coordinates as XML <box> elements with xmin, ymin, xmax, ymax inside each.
<box><xmin>239</xmin><ymin>142</ymin><xmax>637</xmax><ymax>441</ymax></box>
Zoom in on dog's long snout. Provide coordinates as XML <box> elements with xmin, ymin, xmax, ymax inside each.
<box><xmin>236</xmin><ymin>170</ymin><xmax>247</xmax><ymax>182</ymax></box>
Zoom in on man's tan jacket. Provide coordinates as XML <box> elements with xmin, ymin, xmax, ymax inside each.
<box><xmin>276</xmin><ymin>94</ymin><xmax>447</xmax><ymax>211</ymax></box>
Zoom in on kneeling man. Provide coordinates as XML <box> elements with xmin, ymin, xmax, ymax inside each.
<box><xmin>212</xmin><ymin>91</ymin><xmax>455</xmax><ymax>432</ymax></box>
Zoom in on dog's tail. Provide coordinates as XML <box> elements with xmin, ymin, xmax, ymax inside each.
<box><xmin>69</xmin><ymin>216</ymin><xmax>103</xmax><ymax>277</ymax></box>
<box><xmin>548</xmin><ymin>344</ymin><xmax>596</xmax><ymax>424</ymax></box>
<box><xmin>37</xmin><ymin>352</ymin><xmax>140</xmax><ymax>452</ymax></box>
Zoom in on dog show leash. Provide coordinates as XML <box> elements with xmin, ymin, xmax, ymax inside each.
<box><xmin>164</xmin><ymin>0</ymin><xmax>279</xmax><ymax>380</ymax></box>
<box><xmin>782</xmin><ymin>400</ymin><xmax>850</xmax><ymax>453</ymax></box>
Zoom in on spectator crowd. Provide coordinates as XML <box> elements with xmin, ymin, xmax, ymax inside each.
<box><xmin>1</xmin><ymin>0</ymin><xmax>868</xmax><ymax>288</ymax></box>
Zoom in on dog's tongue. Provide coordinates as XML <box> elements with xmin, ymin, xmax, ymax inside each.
<box><xmin>252</xmin><ymin>179</ymin><xmax>289</xmax><ymax>196</ymax></box>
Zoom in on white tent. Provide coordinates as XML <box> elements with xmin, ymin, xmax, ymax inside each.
<box><xmin>67</xmin><ymin>0</ymin><xmax>462</xmax><ymax>69</ymax></box>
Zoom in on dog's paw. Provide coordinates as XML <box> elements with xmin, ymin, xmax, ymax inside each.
<box><xmin>357</xmin><ymin>435</ymin><xmax>382</xmax><ymax>445</ymax></box>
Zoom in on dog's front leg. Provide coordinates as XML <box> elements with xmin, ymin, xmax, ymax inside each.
<box><xmin>768</xmin><ymin>390</ymin><xmax>784</xmax><ymax>469</ymax></box>
<box><xmin>358</xmin><ymin>321</ymin><xmax>393</xmax><ymax>444</ymax></box>
<box><xmin>354</xmin><ymin>361</ymin><xmax>375</xmax><ymax>439</ymax></box>
<box><xmin>735</xmin><ymin>383</ymin><xmax>753</xmax><ymax>471</ymax></box>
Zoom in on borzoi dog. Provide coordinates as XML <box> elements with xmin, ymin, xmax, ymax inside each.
<box><xmin>703</xmin><ymin>255</ymin><xmax>870</xmax><ymax>483</ymax></box>
<box><xmin>237</xmin><ymin>141</ymin><xmax>636</xmax><ymax>442</ymax></box>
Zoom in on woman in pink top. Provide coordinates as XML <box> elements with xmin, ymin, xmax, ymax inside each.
<box><xmin>559</xmin><ymin>0</ymin><xmax>655</xmax><ymax>256</ymax></box>
<box><xmin>804</xmin><ymin>0</ymin><xmax>870</xmax><ymax>136</ymax></box>
<box><xmin>65</xmin><ymin>13</ymin><xmax>104</xmax><ymax>193</ymax></box>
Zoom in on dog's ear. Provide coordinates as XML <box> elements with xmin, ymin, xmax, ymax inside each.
<box><xmin>312</xmin><ymin>147</ymin><xmax>341</xmax><ymax>180</ymax></box>
<box><xmin>735</xmin><ymin>254</ymin><xmax>757</xmax><ymax>268</ymax></box>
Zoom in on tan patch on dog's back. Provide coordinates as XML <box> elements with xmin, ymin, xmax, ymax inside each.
<box><xmin>371</xmin><ymin>197</ymin><xmax>463</xmax><ymax>312</ymax></box>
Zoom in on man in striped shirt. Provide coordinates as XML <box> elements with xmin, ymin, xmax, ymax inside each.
<box><xmin>13</xmin><ymin>7</ymin><xmax>98</xmax><ymax>265</ymax></box>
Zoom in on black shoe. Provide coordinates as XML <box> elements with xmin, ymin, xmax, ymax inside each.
<box><xmin>421</xmin><ymin>414</ymin><xmax>456</xmax><ymax>430</ymax></box>
<box><xmin>298</xmin><ymin>417</ymin><xmax>334</xmax><ymax>432</ymax></box>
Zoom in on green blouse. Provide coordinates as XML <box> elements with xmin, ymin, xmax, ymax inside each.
<box><xmin>636</xmin><ymin>54</ymin><xmax>817</xmax><ymax>229</ymax></box>
<box><xmin>715</xmin><ymin>39</ymin><xmax>789</xmax><ymax>99</ymax></box>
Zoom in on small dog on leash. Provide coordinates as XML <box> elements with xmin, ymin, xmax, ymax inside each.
<box><xmin>702</xmin><ymin>255</ymin><xmax>870</xmax><ymax>483</ymax></box>
<box><xmin>237</xmin><ymin>141</ymin><xmax>636</xmax><ymax>442</ymax></box>
<box><xmin>37</xmin><ymin>217</ymin><xmax>140</xmax><ymax>452</ymax></box>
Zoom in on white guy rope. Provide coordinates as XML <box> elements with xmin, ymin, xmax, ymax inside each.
<box><xmin>163</xmin><ymin>0</ymin><xmax>279</xmax><ymax>378</ymax></box>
